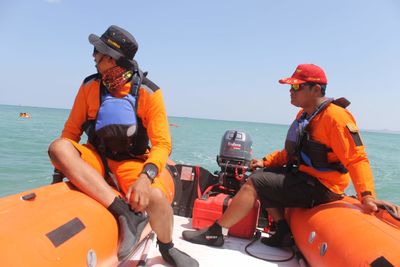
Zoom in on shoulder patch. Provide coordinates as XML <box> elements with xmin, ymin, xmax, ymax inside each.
<box><xmin>332</xmin><ymin>97</ymin><xmax>351</xmax><ymax>109</ymax></box>
<box><xmin>346</xmin><ymin>123</ymin><xmax>363</xmax><ymax>146</ymax></box>
<box><xmin>346</xmin><ymin>123</ymin><xmax>358</xmax><ymax>133</ymax></box>
<box><xmin>142</xmin><ymin>76</ymin><xmax>160</xmax><ymax>92</ymax></box>
<box><xmin>83</xmin><ymin>73</ymin><xmax>100</xmax><ymax>84</ymax></box>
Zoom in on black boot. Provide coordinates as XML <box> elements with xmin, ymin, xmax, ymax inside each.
<box><xmin>108</xmin><ymin>197</ymin><xmax>149</xmax><ymax>261</ymax></box>
<box><xmin>261</xmin><ymin>219</ymin><xmax>294</xmax><ymax>247</ymax></box>
<box><xmin>182</xmin><ymin>221</ymin><xmax>224</xmax><ymax>247</ymax></box>
<box><xmin>158</xmin><ymin>240</ymin><xmax>199</xmax><ymax>267</ymax></box>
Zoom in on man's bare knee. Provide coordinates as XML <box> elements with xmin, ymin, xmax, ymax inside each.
<box><xmin>147</xmin><ymin>188</ymin><xmax>170</xmax><ymax>214</ymax></box>
<box><xmin>149</xmin><ymin>188</ymin><xmax>166</xmax><ymax>205</ymax></box>
<box><xmin>241</xmin><ymin>180</ymin><xmax>257</xmax><ymax>195</ymax></box>
<box><xmin>48</xmin><ymin>138</ymin><xmax>76</xmax><ymax>162</ymax></box>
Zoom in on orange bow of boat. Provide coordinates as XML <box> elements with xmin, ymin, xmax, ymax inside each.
<box><xmin>287</xmin><ymin>196</ymin><xmax>400</xmax><ymax>267</ymax></box>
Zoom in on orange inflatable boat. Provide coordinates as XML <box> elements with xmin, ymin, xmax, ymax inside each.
<box><xmin>1</xmin><ymin>165</ymin><xmax>399</xmax><ymax>266</ymax></box>
<box><xmin>287</xmin><ymin>196</ymin><xmax>400</xmax><ymax>267</ymax></box>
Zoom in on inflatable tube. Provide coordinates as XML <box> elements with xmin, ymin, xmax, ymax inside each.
<box><xmin>0</xmin><ymin>182</ymin><xmax>120</xmax><ymax>266</ymax></box>
<box><xmin>287</xmin><ymin>196</ymin><xmax>400</xmax><ymax>267</ymax></box>
<box><xmin>0</xmin><ymin>165</ymin><xmax>175</xmax><ymax>267</ymax></box>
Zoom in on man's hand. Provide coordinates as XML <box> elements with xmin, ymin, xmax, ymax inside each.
<box><xmin>125</xmin><ymin>174</ymin><xmax>152</xmax><ymax>213</ymax></box>
<box><xmin>250</xmin><ymin>158</ymin><xmax>264</xmax><ymax>170</ymax></box>
<box><xmin>362</xmin><ymin>197</ymin><xmax>399</xmax><ymax>217</ymax></box>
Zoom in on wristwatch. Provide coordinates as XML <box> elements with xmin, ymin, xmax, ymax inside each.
<box><xmin>142</xmin><ymin>163</ymin><xmax>158</xmax><ymax>183</ymax></box>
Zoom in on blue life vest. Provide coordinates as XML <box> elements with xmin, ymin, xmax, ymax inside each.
<box><xmin>95</xmin><ymin>92</ymin><xmax>138</xmax><ymax>154</ymax></box>
<box><xmin>285</xmin><ymin>98</ymin><xmax>349</xmax><ymax>173</ymax></box>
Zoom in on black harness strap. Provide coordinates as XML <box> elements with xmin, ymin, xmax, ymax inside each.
<box><xmin>99</xmin><ymin>151</ymin><xmax>121</xmax><ymax>192</ymax></box>
<box><xmin>291</xmin><ymin>98</ymin><xmax>350</xmax><ymax>173</ymax></box>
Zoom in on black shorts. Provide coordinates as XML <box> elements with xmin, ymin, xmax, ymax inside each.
<box><xmin>250</xmin><ymin>167</ymin><xmax>343</xmax><ymax>208</ymax></box>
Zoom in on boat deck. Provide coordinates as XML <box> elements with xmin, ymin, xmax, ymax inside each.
<box><xmin>125</xmin><ymin>215</ymin><xmax>301</xmax><ymax>267</ymax></box>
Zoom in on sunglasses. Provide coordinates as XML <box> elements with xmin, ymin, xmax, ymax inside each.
<box><xmin>290</xmin><ymin>83</ymin><xmax>315</xmax><ymax>91</ymax></box>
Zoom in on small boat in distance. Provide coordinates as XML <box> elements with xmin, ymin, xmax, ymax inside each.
<box><xmin>19</xmin><ymin>112</ymin><xmax>32</xmax><ymax>118</ymax></box>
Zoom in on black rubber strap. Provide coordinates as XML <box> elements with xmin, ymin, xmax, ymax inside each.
<box><xmin>223</xmin><ymin>195</ymin><xmax>231</xmax><ymax>213</ymax></box>
<box><xmin>46</xmin><ymin>217</ymin><xmax>85</xmax><ymax>247</ymax></box>
<box><xmin>370</xmin><ymin>256</ymin><xmax>394</xmax><ymax>267</ymax></box>
<box><xmin>381</xmin><ymin>205</ymin><xmax>400</xmax><ymax>221</ymax></box>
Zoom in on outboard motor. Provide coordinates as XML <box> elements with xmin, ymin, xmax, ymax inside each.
<box><xmin>216</xmin><ymin>130</ymin><xmax>253</xmax><ymax>192</ymax></box>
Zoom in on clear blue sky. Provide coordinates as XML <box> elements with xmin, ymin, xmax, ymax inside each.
<box><xmin>1</xmin><ymin>0</ymin><xmax>400</xmax><ymax>131</ymax></box>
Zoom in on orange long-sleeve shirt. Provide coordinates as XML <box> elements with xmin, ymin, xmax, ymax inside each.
<box><xmin>263</xmin><ymin>103</ymin><xmax>375</xmax><ymax>201</ymax></box>
<box><xmin>61</xmin><ymin>74</ymin><xmax>172</xmax><ymax>174</ymax></box>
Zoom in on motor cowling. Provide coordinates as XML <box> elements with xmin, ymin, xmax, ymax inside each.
<box><xmin>216</xmin><ymin>130</ymin><xmax>253</xmax><ymax>191</ymax></box>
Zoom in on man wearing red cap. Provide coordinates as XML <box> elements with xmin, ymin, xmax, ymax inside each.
<box><xmin>182</xmin><ymin>63</ymin><xmax>399</xmax><ymax>248</ymax></box>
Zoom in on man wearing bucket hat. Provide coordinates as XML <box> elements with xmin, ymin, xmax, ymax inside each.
<box><xmin>182</xmin><ymin>63</ymin><xmax>399</xmax><ymax>248</ymax></box>
<box><xmin>49</xmin><ymin>25</ymin><xmax>198</xmax><ymax>266</ymax></box>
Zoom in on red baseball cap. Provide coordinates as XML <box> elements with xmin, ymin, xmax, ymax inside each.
<box><xmin>279</xmin><ymin>64</ymin><xmax>328</xmax><ymax>85</ymax></box>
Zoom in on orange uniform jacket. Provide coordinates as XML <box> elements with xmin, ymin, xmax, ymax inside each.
<box><xmin>61</xmin><ymin>74</ymin><xmax>172</xmax><ymax>175</ymax></box>
<box><xmin>263</xmin><ymin>103</ymin><xmax>375</xmax><ymax>201</ymax></box>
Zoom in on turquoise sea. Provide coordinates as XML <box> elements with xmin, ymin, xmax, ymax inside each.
<box><xmin>1</xmin><ymin>104</ymin><xmax>399</xmax><ymax>204</ymax></box>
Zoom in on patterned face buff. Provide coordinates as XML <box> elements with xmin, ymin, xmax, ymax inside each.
<box><xmin>102</xmin><ymin>66</ymin><xmax>133</xmax><ymax>95</ymax></box>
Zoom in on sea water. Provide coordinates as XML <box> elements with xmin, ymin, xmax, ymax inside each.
<box><xmin>0</xmin><ymin>104</ymin><xmax>399</xmax><ymax>203</ymax></box>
